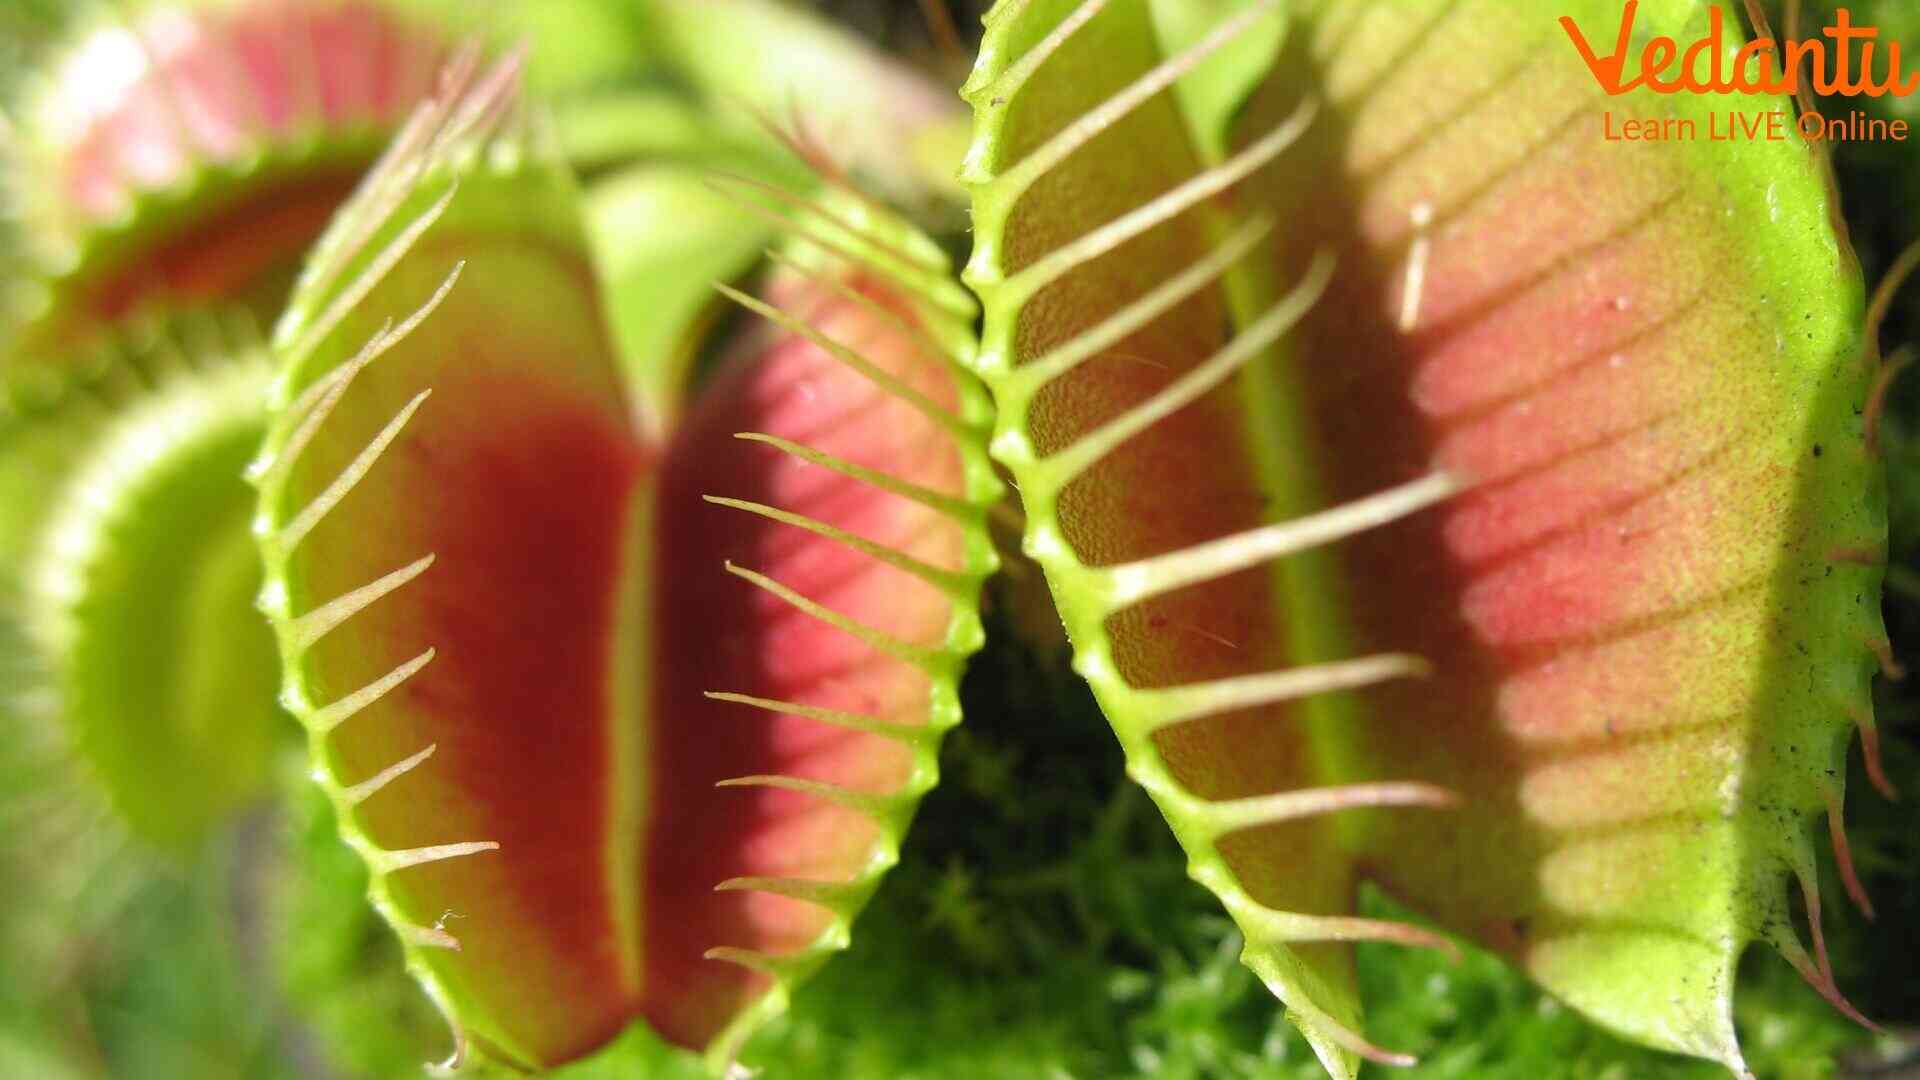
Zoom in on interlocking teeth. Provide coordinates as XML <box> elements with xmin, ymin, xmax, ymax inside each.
<box><xmin>723</xmin><ymin>561</ymin><xmax>947</xmax><ymax>672</ymax></box>
<box><xmin>703</xmin><ymin>945</ymin><xmax>818</xmax><ymax>980</ymax></box>
<box><xmin>704</xmin><ymin>691</ymin><xmax>932</xmax><ymax>744</ymax></box>
<box><xmin>274</xmin><ymin>388</ymin><xmax>430</xmax><ymax>555</ymax></box>
<box><xmin>1027</xmin><ymin>253</ymin><xmax>1334</xmax><ymax>501</ymax></box>
<box><xmin>959</xmin><ymin>1</ymin><xmax>1471</xmax><ymax>1068</ymax></box>
<box><xmin>287</xmin><ymin>553</ymin><xmax>435</xmax><ymax>652</ymax></box>
<box><xmin>1132</xmin><ymin>654</ymin><xmax>1432</xmax><ymax>734</ymax></box>
<box><xmin>989</xmin><ymin>0</ymin><xmax>1285</xmax><ymax>204</ymax></box>
<box><xmin>262</xmin><ymin>261</ymin><xmax>462</xmax><ymax>484</ymax></box>
<box><xmin>1821</xmin><ymin>783</ymin><xmax>1874</xmax><ymax>920</ymax></box>
<box><xmin>714</xmin><ymin>284</ymin><xmax>975</xmax><ymax>440</ymax></box>
<box><xmin>1260</xmin><ymin>975</ymin><xmax>1417</xmax><ymax>1070</ymax></box>
<box><xmin>342</xmin><ymin>745</ymin><xmax>437</xmax><ymax>806</ymax></box>
<box><xmin>369</xmin><ymin>839</ymin><xmax>500</xmax><ymax>875</ymax></box>
<box><xmin>1767</xmin><ymin>866</ymin><xmax>1879</xmax><ymax>1034</ymax></box>
<box><xmin>1095</xmin><ymin>473</ymin><xmax>1461</xmax><ymax>610</ymax></box>
<box><xmin>714</xmin><ymin>875</ymin><xmax>866</xmax><ymax>915</ymax></box>
<box><xmin>995</xmin><ymin>98</ymin><xmax>1317</xmax><ymax>306</ymax></box>
<box><xmin>732</xmin><ymin>432</ymin><xmax>984</xmax><ymax>521</ymax></box>
<box><xmin>1848</xmin><ymin>704</ymin><xmax>1899</xmax><ymax>801</ymax></box>
<box><xmin>762</xmin><ymin>248</ymin><xmax>963</xmax><ymax>365</ymax></box>
<box><xmin>969</xmin><ymin>0</ymin><xmax>1109</xmax><ymax>110</ymax></box>
<box><xmin>1163</xmin><ymin>781</ymin><xmax>1458</xmax><ymax>838</ymax></box>
<box><xmin>255</xmin><ymin>327</ymin><xmax>378</xmax><ymax>481</ymax></box>
<box><xmin>431</xmin><ymin>43</ymin><xmax>529</xmax><ymax>157</ymax></box>
<box><xmin>279</xmin><ymin>183</ymin><xmax>459</xmax><ymax>369</ymax></box>
<box><xmin>278</xmin><ymin>42</ymin><xmax>522</xmax><ymax>357</ymax></box>
<box><xmin>706</xmin><ymin>172</ymin><xmax>947</xmax><ymax>278</ymax></box>
<box><xmin>703</xmin><ymin>496</ymin><xmax>972</xmax><ymax>594</ymax></box>
<box><xmin>713</xmin><ymin>773</ymin><xmax>905</xmax><ymax>821</ymax></box>
<box><xmin>1206</xmin><ymin>875</ymin><xmax>1459</xmax><ymax>959</ymax></box>
<box><xmin>992</xmin><ymin>214</ymin><xmax>1273</xmax><ymax>386</ymax></box>
<box><xmin>701</xmin><ymin>176</ymin><xmax>955</xmax><ymax>309</ymax></box>
<box><xmin>305</xmin><ymin>648</ymin><xmax>436</xmax><ymax>734</ymax></box>
<box><xmin>293</xmin><ymin>54</ymin><xmax>463</xmax><ymax>304</ymax></box>
<box><xmin>234</xmin><ymin>41</ymin><xmax>566</xmax><ymax>1077</ymax></box>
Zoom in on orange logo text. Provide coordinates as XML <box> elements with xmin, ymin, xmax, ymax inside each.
<box><xmin>1561</xmin><ymin>2</ymin><xmax>1919</xmax><ymax>96</ymax></box>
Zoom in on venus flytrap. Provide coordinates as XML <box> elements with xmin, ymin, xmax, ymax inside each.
<box><xmin>22</xmin><ymin>327</ymin><xmax>282</xmax><ymax>849</ymax></box>
<box><xmin>0</xmin><ymin>315</ymin><xmax>289</xmax><ymax>1074</ymax></box>
<box><xmin>0</xmin><ymin>0</ymin><xmax>914</xmax><ymax>418</ymax></box>
<box><xmin>251</xmin><ymin>52</ymin><xmax>997</xmax><ymax>1073</ymax></box>
<box><xmin>0</xmin><ymin>315</ymin><xmax>289</xmax><ymax>941</ymax></box>
<box><xmin>0</xmin><ymin>2</ymin><xmax>1909</xmax><ymax>1075</ymax></box>
<box><xmin>0</xmin><ymin>0</ymin><xmax>481</xmax><ymax>892</ymax></box>
<box><xmin>0</xmin><ymin>0</ymin><xmax>451</xmax><ymax>410</ymax></box>
<box><xmin>0</xmin><ymin>0</ymin><xmax>452</xmax><ymax>703</ymax></box>
<box><xmin>0</xmin><ymin>28</ymin><xmax>561</xmax><ymax>1022</ymax></box>
<box><xmin>961</xmin><ymin>0</ymin><xmax>1887</xmax><ymax>1075</ymax></box>
<box><xmin>0</xmin><ymin>6</ymin><xmax>992</xmax><ymax>1070</ymax></box>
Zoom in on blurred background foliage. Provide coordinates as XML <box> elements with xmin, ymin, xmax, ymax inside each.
<box><xmin>0</xmin><ymin>1</ymin><xmax>1916</xmax><ymax>1077</ymax></box>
